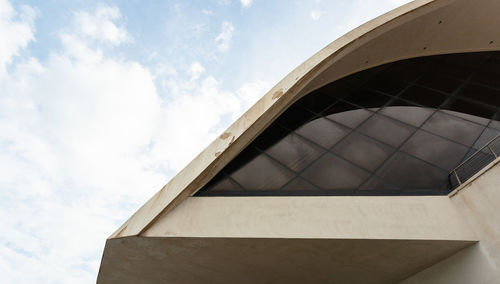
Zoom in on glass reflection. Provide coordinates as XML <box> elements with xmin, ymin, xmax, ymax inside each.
<box><xmin>196</xmin><ymin>51</ymin><xmax>500</xmax><ymax>196</ymax></box>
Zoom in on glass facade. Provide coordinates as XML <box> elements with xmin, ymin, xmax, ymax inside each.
<box><xmin>196</xmin><ymin>52</ymin><xmax>500</xmax><ymax>196</ymax></box>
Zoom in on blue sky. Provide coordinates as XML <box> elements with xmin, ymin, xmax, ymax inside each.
<box><xmin>0</xmin><ymin>0</ymin><xmax>410</xmax><ymax>282</ymax></box>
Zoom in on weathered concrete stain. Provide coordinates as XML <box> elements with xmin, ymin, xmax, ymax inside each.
<box><xmin>219</xmin><ymin>132</ymin><xmax>231</xmax><ymax>139</ymax></box>
<box><xmin>271</xmin><ymin>89</ymin><xmax>284</xmax><ymax>100</ymax></box>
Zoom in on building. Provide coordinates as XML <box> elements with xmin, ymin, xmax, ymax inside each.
<box><xmin>97</xmin><ymin>0</ymin><xmax>500</xmax><ymax>283</ymax></box>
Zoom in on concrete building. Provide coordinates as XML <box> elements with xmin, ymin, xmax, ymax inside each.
<box><xmin>97</xmin><ymin>0</ymin><xmax>500</xmax><ymax>283</ymax></box>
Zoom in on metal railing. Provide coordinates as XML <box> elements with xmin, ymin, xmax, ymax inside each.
<box><xmin>449</xmin><ymin>134</ymin><xmax>500</xmax><ymax>189</ymax></box>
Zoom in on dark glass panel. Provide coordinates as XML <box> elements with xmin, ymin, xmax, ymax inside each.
<box><xmin>359</xmin><ymin>176</ymin><xmax>397</xmax><ymax>191</ymax></box>
<box><xmin>376</xmin><ymin>152</ymin><xmax>448</xmax><ymax>189</ymax></box>
<box><xmin>358</xmin><ymin>114</ymin><xmax>415</xmax><ymax>147</ymax></box>
<box><xmin>365</xmin><ymin>71</ymin><xmax>408</xmax><ymax>95</ymax></box>
<box><xmin>197</xmin><ymin>51</ymin><xmax>500</xmax><ymax>197</ymax></box>
<box><xmin>314</xmin><ymin>80</ymin><xmax>357</xmax><ymax>100</ymax></box>
<box><xmin>379</xmin><ymin>106</ymin><xmax>434</xmax><ymax>127</ymax></box>
<box><xmin>490</xmin><ymin>119</ymin><xmax>500</xmax><ymax>130</ymax></box>
<box><xmin>399</xmin><ymin>85</ymin><xmax>448</xmax><ymax>107</ymax></box>
<box><xmin>297</xmin><ymin>90</ymin><xmax>337</xmax><ymax>114</ymax></box>
<box><xmin>459</xmin><ymin>83</ymin><xmax>500</xmax><ymax>108</ymax></box>
<box><xmin>295</xmin><ymin>117</ymin><xmax>350</xmax><ymax>149</ymax></box>
<box><xmin>321</xmin><ymin>100</ymin><xmax>358</xmax><ymax>116</ymax></box>
<box><xmin>401</xmin><ymin>130</ymin><xmax>469</xmax><ymax>171</ymax></box>
<box><xmin>472</xmin><ymin>60</ymin><xmax>500</xmax><ymax>89</ymax></box>
<box><xmin>422</xmin><ymin>111</ymin><xmax>485</xmax><ymax>146</ymax></box>
<box><xmin>339</xmin><ymin>68</ymin><xmax>376</xmax><ymax>89</ymax></box>
<box><xmin>425</xmin><ymin>56</ymin><xmax>474</xmax><ymax>80</ymax></box>
<box><xmin>280</xmin><ymin>177</ymin><xmax>318</xmax><ymax>191</ymax></box>
<box><xmin>301</xmin><ymin>153</ymin><xmax>370</xmax><ymax>190</ymax></box>
<box><xmin>266</xmin><ymin>133</ymin><xmax>324</xmax><ymax>172</ymax></box>
<box><xmin>332</xmin><ymin>132</ymin><xmax>394</xmax><ymax>172</ymax></box>
<box><xmin>472</xmin><ymin>127</ymin><xmax>500</xmax><ymax>150</ymax></box>
<box><xmin>417</xmin><ymin>74</ymin><xmax>462</xmax><ymax>94</ymax></box>
<box><xmin>343</xmin><ymin>89</ymin><xmax>391</xmax><ymax>108</ymax></box>
<box><xmin>441</xmin><ymin>110</ymin><xmax>490</xmax><ymax>126</ymax></box>
<box><xmin>203</xmin><ymin>176</ymin><xmax>242</xmax><ymax>192</ymax></box>
<box><xmin>251</xmin><ymin>123</ymin><xmax>290</xmax><ymax>151</ymax></box>
<box><xmin>275</xmin><ymin>104</ymin><xmax>318</xmax><ymax>131</ymax></box>
<box><xmin>326</xmin><ymin>108</ymin><xmax>372</xmax><ymax>128</ymax></box>
<box><xmin>230</xmin><ymin>155</ymin><xmax>295</xmax><ymax>191</ymax></box>
<box><xmin>442</xmin><ymin>97</ymin><xmax>496</xmax><ymax>120</ymax></box>
<box><xmin>377</xmin><ymin>58</ymin><xmax>423</xmax><ymax>83</ymax></box>
<box><xmin>223</xmin><ymin>147</ymin><xmax>261</xmax><ymax>174</ymax></box>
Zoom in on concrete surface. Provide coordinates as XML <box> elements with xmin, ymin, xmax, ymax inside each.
<box><xmin>98</xmin><ymin>237</ymin><xmax>473</xmax><ymax>284</ymax></box>
<box><xmin>401</xmin><ymin>159</ymin><xmax>500</xmax><ymax>283</ymax></box>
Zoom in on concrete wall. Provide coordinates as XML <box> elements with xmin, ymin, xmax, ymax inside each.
<box><xmin>144</xmin><ymin>196</ymin><xmax>475</xmax><ymax>241</ymax></box>
<box><xmin>401</xmin><ymin>159</ymin><xmax>500</xmax><ymax>283</ymax></box>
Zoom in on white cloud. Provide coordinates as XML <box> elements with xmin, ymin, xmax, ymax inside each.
<box><xmin>0</xmin><ymin>4</ymin><xmax>163</xmax><ymax>283</ymax></box>
<box><xmin>310</xmin><ymin>10</ymin><xmax>323</xmax><ymax>20</ymax></box>
<box><xmin>73</xmin><ymin>4</ymin><xmax>129</xmax><ymax>45</ymax></box>
<box><xmin>0</xmin><ymin>2</ymin><xmax>271</xmax><ymax>282</ymax></box>
<box><xmin>187</xmin><ymin>61</ymin><xmax>205</xmax><ymax>80</ymax></box>
<box><xmin>152</xmin><ymin>67</ymin><xmax>268</xmax><ymax>172</ymax></box>
<box><xmin>215</xmin><ymin>21</ymin><xmax>234</xmax><ymax>52</ymax></box>
<box><xmin>0</xmin><ymin>0</ymin><xmax>36</xmax><ymax>73</ymax></box>
<box><xmin>240</xmin><ymin>0</ymin><xmax>253</xmax><ymax>8</ymax></box>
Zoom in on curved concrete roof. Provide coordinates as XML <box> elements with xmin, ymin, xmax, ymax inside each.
<box><xmin>111</xmin><ymin>0</ymin><xmax>500</xmax><ymax>238</ymax></box>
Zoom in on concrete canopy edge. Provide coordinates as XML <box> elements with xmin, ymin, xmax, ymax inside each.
<box><xmin>110</xmin><ymin>0</ymin><xmax>500</xmax><ymax>238</ymax></box>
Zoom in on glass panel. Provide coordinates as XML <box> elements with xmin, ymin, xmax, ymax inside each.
<box><xmin>230</xmin><ymin>155</ymin><xmax>295</xmax><ymax>191</ymax></box>
<box><xmin>425</xmin><ymin>57</ymin><xmax>473</xmax><ymax>80</ymax></box>
<box><xmin>458</xmin><ymin>83</ymin><xmax>500</xmax><ymax>108</ymax></box>
<box><xmin>275</xmin><ymin>104</ymin><xmax>318</xmax><ymax>131</ymax></box>
<box><xmin>422</xmin><ymin>111</ymin><xmax>485</xmax><ymax>146</ymax></box>
<box><xmin>321</xmin><ymin>100</ymin><xmax>358</xmax><ymax>116</ymax></box>
<box><xmin>332</xmin><ymin>132</ymin><xmax>394</xmax><ymax>172</ymax></box>
<box><xmin>472</xmin><ymin>60</ymin><xmax>500</xmax><ymax>89</ymax></box>
<box><xmin>442</xmin><ymin>97</ymin><xmax>496</xmax><ymax>120</ymax></box>
<box><xmin>316</xmin><ymin>79</ymin><xmax>357</xmax><ymax>100</ymax></box>
<box><xmin>376</xmin><ymin>152</ymin><xmax>448</xmax><ymax>190</ymax></box>
<box><xmin>441</xmin><ymin>109</ymin><xmax>490</xmax><ymax>126</ymax></box>
<box><xmin>365</xmin><ymin>72</ymin><xmax>407</xmax><ymax>95</ymax></box>
<box><xmin>358</xmin><ymin>114</ymin><xmax>415</xmax><ymax>147</ymax></box>
<box><xmin>399</xmin><ymin>85</ymin><xmax>448</xmax><ymax>107</ymax></box>
<box><xmin>280</xmin><ymin>177</ymin><xmax>318</xmax><ymax>192</ymax></box>
<box><xmin>223</xmin><ymin>147</ymin><xmax>261</xmax><ymax>174</ymax></box>
<box><xmin>472</xmin><ymin>127</ymin><xmax>500</xmax><ymax>150</ymax></box>
<box><xmin>301</xmin><ymin>153</ymin><xmax>370</xmax><ymax>190</ymax></box>
<box><xmin>251</xmin><ymin>124</ymin><xmax>290</xmax><ymax>151</ymax></box>
<box><xmin>203</xmin><ymin>176</ymin><xmax>242</xmax><ymax>192</ymax></box>
<box><xmin>296</xmin><ymin>117</ymin><xmax>350</xmax><ymax>149</ymax></box>
<box><xmin>297</xmin><ymin>91</ymin><xmax>337</xmax><ymax>114</ymax></box>
<box><xmin>401</xmin><ymin>130</ymin><xmax>469</xmax><ymax>171</ymax></box>
<box><xmin>417</xmin><ymin>74</ymin><xmax>461</xmax><ymax>94</ymax></box>
<box><xmin>379</xmin><ymin>106</ymin><xmax>434</xmax><ymax>127</ymax></box>
<box><xmin>197</xmin><ymin>51</ymin><xmax>500</xmax><ymax>197</ymax></box>
<box><xmin>343</xmin><ymin>89</ymin><xmax>391</xmax><ymax>108</ymax></box>
<box><xmin>490</xmin><ymin>120</ymin><xmax>500</xmax><ymax>131</ymax></box>
<box><xmin>359</xmin><ymin>176</ymin><xmax>397</xmax><ymax>191</ymax></box>
<box><xmin>326</xmin><ymin>108</ymin><xmax>372</xmax><ymax>128</ymax></box>
<box><xmin>266</xmin><ymin>133</ymin><xmax>324</xmax><ymax>172</ymax></box>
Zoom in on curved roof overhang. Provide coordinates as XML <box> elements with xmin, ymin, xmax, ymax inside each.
<box><xmin>112</xmin><ymin>0</ymin><xmax>500</xmax><ymax>238</ymax></box>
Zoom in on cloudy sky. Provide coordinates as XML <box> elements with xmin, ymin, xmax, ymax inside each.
<box><xmin>0</xmin><ymin>0</ymin><xmax>411</xmax><ymax>282</ymax></box>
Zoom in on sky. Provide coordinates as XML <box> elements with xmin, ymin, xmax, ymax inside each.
<box><xmin>0</xmin><ymin>0</ymin><xmax>412</xmax><ymax>282</ymax></box>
